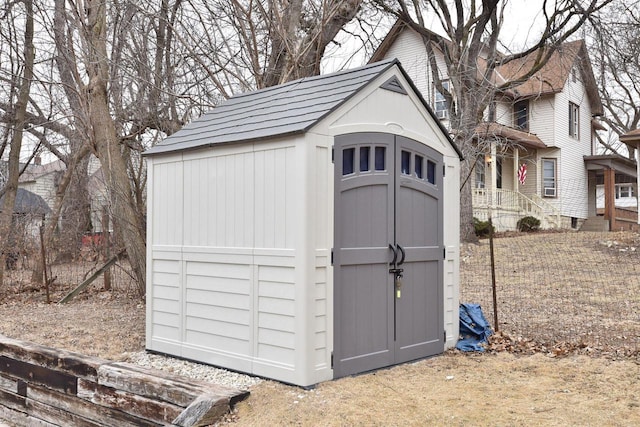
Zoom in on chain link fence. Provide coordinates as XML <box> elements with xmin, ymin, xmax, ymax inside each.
<box><xmin>461</xmin><ymin>230</ymin><xmax>640</xmax><ymax>359</ymax></box>
<box><xmin>2</xmin><ymin>225</ymin><xmax>137</xmax><ymax>302</ymax></box>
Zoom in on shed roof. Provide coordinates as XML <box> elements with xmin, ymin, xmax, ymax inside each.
<box><xmin>0</xmin><ymin>188</ymin><xmax>51</xmax><ymax>216</ymax></box>
<box><xmin>145</xmin><ymin>59</ymin><xmax>460</xmax><ymax>157</ymax></box>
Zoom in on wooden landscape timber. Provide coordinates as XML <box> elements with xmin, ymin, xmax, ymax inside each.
<box><xmin>0</xmin><ymin>334</ymin><xmax>249</xmax><ymax>426</ymax></box>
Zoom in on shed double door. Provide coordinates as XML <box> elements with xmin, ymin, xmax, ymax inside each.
<box><xmin>333</xmin><ymin>133</ymin><xmax>444</xmax><ymax>378</ymax></box>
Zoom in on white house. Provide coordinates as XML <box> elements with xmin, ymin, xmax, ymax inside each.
<box><xmin>370</xmin><ymin>21</ymin><xmax>627</xmax><ymax>231</ymax></box>
<box><xmin>144</xmin><ymin>59</ymin><xmax>461</xmax><ymax>387</ymax></box>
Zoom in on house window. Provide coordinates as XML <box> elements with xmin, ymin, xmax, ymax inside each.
<box><xmin>475</xmin><ymin>158</ymin><xmax>485</xmax><ymax>189</ymax></box>
<box><xmin>514</xmin><ymin>100</ymin><xmax>529</xmax><ymax>130</ymax></box>
<box><xmin>542</xmin><ymin>158</ymin><xmax>557</xmax><ymax>197</ymax></box>
<box><xmin>569</xmin><ymin>102</ymin><xmax>579</xmax><ymax>139</ymax></box>
<box><xmin>616</xmin><ymin>185</ymin><xmax>635</xmax><ymax>199</ymax></box>
<box><xmin>434</xmin><ymin>80</ymin><xmax>450</xmax><ymax>120</ymax></box>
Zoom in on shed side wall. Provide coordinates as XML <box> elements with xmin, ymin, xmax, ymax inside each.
<box><xmin>147</xmin><ymin>137</ymin><xmax>331</xmax><ymax>386</ymax></box>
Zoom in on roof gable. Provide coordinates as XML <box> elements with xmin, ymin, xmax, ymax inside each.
<box><xmin>497</xmin><ymin>41</ymin><xmax>602</xmax><ymax>113</ymax></box>
<box><xmin>372</xmin><ymin>23</ymin><xmax>603</xmax><ymax>116</ymax></box>
<box><xmin>145</xmin><ymin>59</ymin><xmax>402</xmax><ymax>156</ymax></box>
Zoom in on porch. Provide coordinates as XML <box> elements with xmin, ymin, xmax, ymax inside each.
<box><xmin>472</xmin><ymin>188</ymin><xmax>562</xmax><ymax>231</ymax></box>
<box><xmin>585</xmin><ymin>154</ymin><xmax>639</xmax><ymax>231</ymax></box>
<box><xmin>472</xmin><ymin>123</ymin><xmax>562</xmax><ymax>231</ymax></box>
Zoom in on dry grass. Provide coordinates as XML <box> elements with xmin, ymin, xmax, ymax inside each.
<box><xmin>231</xmin><ymin>353</ymin><xmax>639</xmax><ymax>426</ymax></box>
<box><xmin>1</xmin><ymin>231</ymin><xmax>639</xmax><ymax>426</ymax></box>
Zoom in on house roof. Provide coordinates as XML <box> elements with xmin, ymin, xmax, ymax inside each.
<box><xmin>584</xmin><ymin>155</ymin><xmax>638</xmax><ymax>178</ymax></box>
<box><xmin>18</xmin><ymin>159</ymin><xmax>66</xmax><ymax>183</ymax></box>
<box><xmin>370</xmin><ymin>20</ymin><xmax>450</xmax><ymax>63</ymax></box>
<box><xmin>620</xmin><ymin>128</ymin><xmax>640</xmax><ymax>145</ymax></box>
<box><xmin>474</xmin><ymin>122</ymin><xmax>547</xmax><ymax>150</ymax></box>
<box><xmin>371</xmin><ymin>22</ymin><xmax>603</xmax><ymax>116</ymax></box>
<box><xmin>496</xmin><ymin>41</ymin><xmax>603</xmax><ymax>115</ymax></box>
<box><xmin>145</xmin><ymin>58</ymin><xmax>461</xmax><ymax>157</ymax></box>
<box><xmin>0</xmin><ymin>188</ymin><xmax>51</xmax><ymax>216</ymax></box>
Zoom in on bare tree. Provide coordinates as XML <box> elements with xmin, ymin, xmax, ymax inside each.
<box><xmin>0</xmin><ymin>0</ymin><xmax>35</xmax><ymax>286</ymax></box>
<box><xmin>0</xmin><ymin>0</ymin><xmax>368</xmax><ymax>294</ymax></box>
<box><xmin>179</xmin><ymin>0</ymin><xmax>364</xmax><ymax>92</ymax></box>
<box><xmin>588</xmin><ymin>0</ymin><xmax>640</xmax><ymax>156</ymax></box>
<box><xmin>373</xmin><ymin>0</ymin><xmax>612</xmax><ymax>241</ymax></box>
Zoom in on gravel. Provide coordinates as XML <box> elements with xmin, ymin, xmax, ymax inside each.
<box><xmin>124</xmin><ymin>351</ymin><xmax>263</xmax><ymax>390</ymax></box>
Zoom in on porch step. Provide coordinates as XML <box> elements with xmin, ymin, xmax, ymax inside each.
<box><xmin>580</xmin><ymin>217</ymin><xmax>609</xmax><ymax>232</ymax></box>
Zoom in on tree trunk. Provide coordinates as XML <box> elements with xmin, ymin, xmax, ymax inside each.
<box><xmin>0</xmin><ymin>0</ymin><xmax>35</xmax><ymax>286</ymax></box>
<box><xmin>84</xmin><ymin>0</ymin><xmax>146</xmax><ymax>296</ymax></box>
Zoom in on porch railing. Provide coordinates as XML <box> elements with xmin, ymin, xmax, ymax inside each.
<box><xmin>472</xmin><ymin>188</ymin><xmax>561</xmax><ymax>228</ymax></box>
<box><xmin>531</xmin><ymin>194</ymin><xmax>562</xmax><ymax>227</ymax></box>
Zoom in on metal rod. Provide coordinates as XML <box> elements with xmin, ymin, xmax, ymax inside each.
<box><xmin>489</xmin><ymin>216</ymin><xmax>499</xmax><ymax>332</ymax></box>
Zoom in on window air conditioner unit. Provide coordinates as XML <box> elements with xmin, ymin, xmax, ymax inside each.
<box><xmin>544</xmin><ymin>187</ymin><xmax>556</xmax><ymax>197</ymax></box>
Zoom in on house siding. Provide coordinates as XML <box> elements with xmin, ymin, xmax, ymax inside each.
<box><xmin>494</xmin><ymin>102</ymin><xmax>512</xmax><ymax>127</ymax></box>
<box><xmin>550</xmin><ymin>64</ymin><xmax>592</xmax><ymax>219</ymax></box>
<box><xmin>384</xmin><ymin>30</ymin><xmax>429</xmax><ymax>96</ymax></box>
<box><xmin>383</xmin><ymin>30</ymin><xmax>450</xmax><ymax>111</ymax></box>
<box><xmin>528</xmin><ymin>97</ymin><xmax>556</xmax><ymax>146</ymax></box>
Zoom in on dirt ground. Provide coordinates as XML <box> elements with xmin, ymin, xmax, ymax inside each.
<box><xmin>0</xmin><ymin>233</ymin><xmax>639</xmax><ymax>426</ymax></box>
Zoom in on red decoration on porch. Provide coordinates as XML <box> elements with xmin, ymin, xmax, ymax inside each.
<box><xmin>518</xmin><ymin>163</ymin><xmax>527</xmax><ymax>185</ymax></box>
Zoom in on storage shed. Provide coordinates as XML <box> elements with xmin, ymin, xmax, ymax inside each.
<box><xmin>144</xmin><ymin>59</ymin><xmax>462</xmax><ymax>387</ymax></box>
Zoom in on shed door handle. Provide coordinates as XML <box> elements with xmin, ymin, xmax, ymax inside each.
<box><xmin>396</xmin><ymin>244</ymin><xmax>406</xmax><ymax>266</ymax></box>
<box><xmin>389</xmin><ymin>244</ymin><xmax>398</xmax><ymax>265</ymax></box>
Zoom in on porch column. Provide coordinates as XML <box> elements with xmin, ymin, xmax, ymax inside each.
<box><xmin>489</xmin><ymin>141</ymin><xmax>497</xmax><ymax>219</ymax></box>
<box><xmin>513</xmin><ymin>148</ymin><xmax>519</xmax><ymax>190</ymax></box>
<box><xmin>603</xmin><ymin>167</ymin><xmax>616</xmax><ymax>231</ymax></box>
<box><xmin>637</xmin><ymin>144</ymin><xmax>640</xmax><ymax>225</ymax></box>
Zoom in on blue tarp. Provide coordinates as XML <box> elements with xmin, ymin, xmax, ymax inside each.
<box><xmin>455</xmin><ymin>303</ymin><xmax>493</xmax><ymax>352</ymax></box>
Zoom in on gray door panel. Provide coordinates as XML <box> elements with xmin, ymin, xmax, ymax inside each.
<box><xmin>333</xmin><ymin>133</ymin><xmax>394</xmax><ymax>378</ymax></box>
<box><xmin>333</xmin><ymin>133</ymin><xmax>443</xmax><ymax>379</ymax></box>
<box><xmin>394</xmin><ymin>137</ymin><xmax>444</xmax><ymax>362</ymax></box>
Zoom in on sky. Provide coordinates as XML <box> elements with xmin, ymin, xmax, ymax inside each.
<box><xmin>323</xmin><ymin>0</ymin><xmax>554</xmax><ymax>72</ymax></box>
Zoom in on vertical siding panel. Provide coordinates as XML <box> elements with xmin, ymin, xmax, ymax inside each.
<box><xmin>185</xmin><ymin>160</ymin><xmax>195</xmax><ymax>246</ymax></box>
<box><xmin>152</xmin><ymin>164</ymin><xmax>162</xmax><ymax>244</ymax></box>
<box><xmin>255</xmin><ymin>150</ymin><xmax>266</xmax><ymax>248</ymax></box>
<box><xmin>215</xmin><ymin>156</ymin><xmax>226</xmax><ymax>247</ymax></box>
<box><xmin>314</xmin><ymin>146</ymin><xmax>329</xmax><ymax>249</ymax></box>
<box><xmin>204</xmin><ymin>157</ymin><xmax>212</xmax><ymax>246</ymax></box>
<box><xmin>153</xmin><ymin>161</ymin><xmax>183</xmax><ymax>246</ymax></box>
<box><xmin>223</xmin><ymin>155</ymin><xmax>234</xmax><ymax>246</ymax></box>
<box><xmin>274</xmin><ymin>149</ymin><xmax>287</xmax><ymax>248</ymax></box>
<box><xmin>243</xmin><ymin>152</ymin><xmax>254</xmax><ymax>247</ymax></box>
<box><xmin>285</xmin><ymin>147</ymin><xmax>297</xmax><ymax>249</ymax></box>
<box><xmin>198</xmin><ymin>159</ymin><xmax>207</xmax><ymax>246</ymax></box>
<box><xmin>264</xmin><ymin>150</ymin><xmax>276</xmax><ymax>247</ymax></box>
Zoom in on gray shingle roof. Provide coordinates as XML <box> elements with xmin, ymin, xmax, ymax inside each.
<box><xmin>144</xmin><ymin>59</ymin><xmax>400</xmax><ymax>156</ymax></box>
<box><xmin>0</xmin><ymin>188</ymin><xmax>51</xmax><ymax>216</ymax></box>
